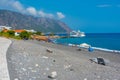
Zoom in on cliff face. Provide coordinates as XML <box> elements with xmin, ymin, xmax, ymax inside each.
<box><xmin>0</xmin><ymin>10</ymin><xmax>71</xmax><ymax>33</ymax></box>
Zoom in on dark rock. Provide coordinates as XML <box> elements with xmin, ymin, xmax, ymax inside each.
<box><xmin>70</xmin><ymin>68</ymin><xmax>74</xmax><ymax>71</ymax></box>
<box><xmin>48</xmin><ymin>71</ymin><xmax>57</xmax><ymax>79</ymax></box>
<box><xmin>90</xmin><ymin>57</ymin><xmax>106</xmax><ymax>65</ymax></box>
<box><xmin>53</xmin><ymin>60</ymin><xmax>56</xmax><ymax>62</ymax></box>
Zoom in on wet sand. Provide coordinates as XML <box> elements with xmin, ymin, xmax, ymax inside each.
<box><xmin>7</xmin><ymin>40</ymin><xmax>120</xmax><ymax>80</ymax></box>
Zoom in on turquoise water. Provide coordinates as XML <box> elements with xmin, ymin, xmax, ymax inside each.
<box><xmin>55</xmin><ymin>33</ymin><xmax>120</xmax><ymax>51</ymax></box>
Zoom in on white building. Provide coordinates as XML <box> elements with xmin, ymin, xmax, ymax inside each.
<box><xmin>0</xmin><ymin>26</ymin><xmax>12</xmax><ymax>31</ymax></box>
<box><xmin>25</xmin><ymin>29</ymin><xmax>37</xmax><ymax>33</ymax></box>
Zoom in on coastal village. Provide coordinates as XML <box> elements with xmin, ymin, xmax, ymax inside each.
<box><xmin>0</xmin><ymin>25</ymin><xmax>86</xmax><ymax>42</ymax></box>
<box><xmin>0</xmin><ymin>25</ymin><xmax>60</xmax><ymax>42</ymax></box>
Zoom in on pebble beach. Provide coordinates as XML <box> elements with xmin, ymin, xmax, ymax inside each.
<box><xmin>5</xmin><ymin>39</ymin><xmax>120</xmax><ymax>80</ymax></box>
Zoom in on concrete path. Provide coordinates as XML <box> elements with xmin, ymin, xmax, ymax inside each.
<box><xmin>0</xmin><ymin>37</ymin><xmax>11</xmax><ymax>80</ymax></box>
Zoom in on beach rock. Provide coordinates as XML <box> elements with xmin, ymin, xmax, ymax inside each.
<box><xmin>14</xmin><ymin>78</ymin><xmax>19</xmax><ymax>80</ymax></box>
<box><xmin>90</xmin><ymin>58</ymin><xmax>98</xmax><ymax>63</ymax></box>
<box><xmin>48</xmin><ymin>71</ymin><xmax>57</xmax><ymax>79</ymax></box>
<box><xmin>28</xmin><ymin>67</ymin><xmax>32</xmax><ymax>70</ymax></box>
<box><xmin>19</xmin><ymin>62</ymin><xmax>23</xmax><ymax>65</ymax></box>
<box><xmin>53</xmin><ymin>60</ymin><xmax>56</xmax><ymax>62</ymax></box>
<box><xmin>77</xmin><ymin>48</ymin><xmax>82</xmax><ymax>51</ymax></box>
<box><xmin>43</xmin><ymin>73</ymin><xmax>46</xmax><ymax>75</ymax></box>
<box><xmin>31</xmin><ymin>70</ymin><xmax>37</xmax><ymax>72</ymax></box>
<box><xmin>64</xmin><ymin>65</ymin><xmax>71</xmax><ymax>69</ymax></box>
<box><xmin>70</xmin><ymin>68</ymin><xmax>74</xmax><ymax>71</ymax></box>
<box><xmin>42</xmin><ymin>56</ymin><xmax>48</xmax><ymax>59</ymax></box>
<box><xmin>22</xmin><ymin>68</ymin><xmax>26</xmax><ymax>71</ymax></box>
<box><xmin>46</xmin><ymin>49</ymin><xmax>53</xmax><ymax>53</ymax></box>
<box><xmin>35</xmin><ymin>64</ymin><xmax>39</xmax><ymax>67</ymax></box>
<box><xmin>90</xmin><ymin>57</ymin><xmax>106</xmax><ymax>65</ymax></box>
<box><xmin>97</xmin><ymin>76</ymin><xmax>101</xmax><ymax>78</ymax></box>
<box><xmin>46</xmin><ymin>68</ymin><xmax>50</xmax><ymax>71</ymax></box>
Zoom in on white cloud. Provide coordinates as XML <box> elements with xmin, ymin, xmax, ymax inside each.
<box><xmin>97</xmin><ymin>4</ymin><xmax>111</xmax><ymax>8</ymax></box>
<box><xmin>38</xmin><ymin>11</ymin><xmax>46</xmax><ymax>17</ymax></box>
<box><xmin>47</xmin><ymin>14</ymin><xmax>54</xmax><ymax>18</ymax></box>
<box><xmin>0</xmin><ymin>0</ymin><xmax>25</xmax><ymax>12</ymax></box>
<box><xmin>12</xmin><ymin>1</ymin><xmax>24</xmax><ymax>12</ymax></box>
<box><xmin>38</xmin><ymin>10</ymin><xmax>54</xmax><ymax>18</ymax></box>
<box><xmin>0</xmin><ymin>0</ymin><xmax>66</xmax><ymax>19</ymax></box>
<box><xmin>57</xmin><ymin>12</ymin><xmax>65</xmax><ymax>19</ymax></box>
<box><xmin>26</xmin><ymin>7</ymin><xmax>37</xmax><ymax>16</ymax></box>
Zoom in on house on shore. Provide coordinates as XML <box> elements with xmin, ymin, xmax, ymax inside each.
<box><xmin>25</xmin><ymin>29</ymin><xmax>36</xmax><ymax>33</ymax></box>
<box><xmin>13</xmin><ymin>30</ymin><xmax>25</xmax><ymax>36</ymax></box>
<box><xmin>0</xmin><ymin>26</ymin><xmax>12</xmax><ymax>31</ymax></box>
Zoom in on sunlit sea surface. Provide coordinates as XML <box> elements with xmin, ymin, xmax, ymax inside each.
<box><xmin>55</xmin><ymin>33</ymin><xmax>120</xmax><ymax>51</ymax></box>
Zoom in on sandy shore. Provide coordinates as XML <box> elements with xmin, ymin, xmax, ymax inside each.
<box><xmin>7</xmin><ymin>40</ymin><xmax>120</xmax><ymax>80</ymax></box>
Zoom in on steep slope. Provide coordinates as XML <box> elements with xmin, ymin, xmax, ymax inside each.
<box><xmin>0</xmin><ymin>10</ymin><xmax>71</xmax><ymax>33</ymax></box>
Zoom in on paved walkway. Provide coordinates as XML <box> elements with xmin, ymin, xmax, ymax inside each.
<box><xmin>0</xmin><ymin>37</ymin><xmax>11</xmax><ymax>80</ymax></box>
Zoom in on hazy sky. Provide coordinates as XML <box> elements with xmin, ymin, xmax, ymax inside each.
<box><xmin>0</xmin><ymin>0</ymin><xmax>120</xmax><ymax>33</ymax></box>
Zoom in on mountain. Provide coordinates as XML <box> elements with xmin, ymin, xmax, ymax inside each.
<box><xmin>0</xmin><ymin>10</ymin><xmax>71</xmax><ymax>33</ymax></box>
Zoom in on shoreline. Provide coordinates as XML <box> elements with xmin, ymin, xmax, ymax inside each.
<box><xmin>7</xmin><ymin>39</ymin><xmax>120</xmax><ymax>80</ymax></box>
<box><xmin>54</xmin><ymin>43</ymin><xmax>120</xmax><ymax>54</ymax></box>
<box><xmin>54</xmin><ymin>33</ymin><xmax>120</xmax><ymax>52</ymax></box>
<box><xmin>53</xmin><ymin>40</ymin><xmax>120</xmax><ymax>54</ymax></box>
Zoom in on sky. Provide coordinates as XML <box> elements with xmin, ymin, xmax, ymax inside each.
<box><xmin>0</xmin><ymin>0</ymin><xmax>120</xmax><ymax>33</ymax></box>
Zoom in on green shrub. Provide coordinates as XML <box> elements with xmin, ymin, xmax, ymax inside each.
<box><xmin>7</xmin><ymin>30</ymin><xmax>15</xmax><ymax>37</ymax></box>
<box><xmin>19</xmin><ymin>31</ymin><xmax>30</xmax><ymax>39</ymax></box>
<box><xmin>0</xmin><ymin>31</ymin><xmax>3</xmax><ymax>36</ymax></box>
<box><xmin>2</xmin><ymin>32</ymin><xmax>9</xmax><ymax>38</ymax></box>
<box><xmin>35</xmin><ymin>31</ymin><xmax>42</xmax><ymax>35</ymax></box>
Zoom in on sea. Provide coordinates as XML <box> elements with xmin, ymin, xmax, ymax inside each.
<box><xmin>55</xmin><ymin>33</ymin><xmax>120</xmax><ymax>52</ymax></box>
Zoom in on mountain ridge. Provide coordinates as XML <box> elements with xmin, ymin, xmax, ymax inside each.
<box><xmin>0</xmin><ymin>9</ymin><xmax>71</xmax><ymax>33</ymax></box>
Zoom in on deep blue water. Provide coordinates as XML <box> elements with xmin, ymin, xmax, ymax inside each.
<box><xmin>55</xmin><ymin>33</ymin><xmax>120</xmax><ymax>51</ymax></box>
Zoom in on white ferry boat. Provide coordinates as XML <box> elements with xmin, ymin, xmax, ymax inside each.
<box><xmin>70</xmin><ymin>30</ymin><xmax>85</xmax><ymax>37</ymax></box>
